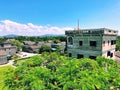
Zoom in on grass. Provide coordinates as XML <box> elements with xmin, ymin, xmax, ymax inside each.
<box><xmin>14</xmin><ymin>57</ymin><xmax>31</xmax><ymax>66</ymax></box>
<box><xmin>0</xmin><ymin>66</ymin><xmax>14</xmax><ymax>90</ymax></box>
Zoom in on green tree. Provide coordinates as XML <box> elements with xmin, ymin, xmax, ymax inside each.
<box><xmin>39</xmin><ymin>44</ymin><xmax>51</xmax><ymax>53</ymax></box>
<box><xmin>11</xmin><ymin>40</ymin><xmax>23</xmax><ymax>51</ymax></box>
<box><xmin>4</xmin><ymin>53</ymin><xmax>120</xmax><ymax>90</ymax></box>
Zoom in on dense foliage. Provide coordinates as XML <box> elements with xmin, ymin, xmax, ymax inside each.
<box><xmin>0</xmin><ymin>66</ymin><xmax>14</xmax><ymax>90</ymax></box>
<box><xmin>116</xmin><ymin>36</ymin><xmax>120</xmax><ymax>50</ymax></box>
<box><xmin>11</xmin><ymin>39</ymin><xmax>23</xmax><ymax>51</ymax></box>
<box><xmin>4</xmin><ymin>53</ymin><xmax>120</xmax><ymax>90</ymax></box>
<box><xmin>39</xmin><ymin>44</ymin><xmax>51</xmax><ymax>54</ymax></box>
<box><xmin>0</xmin><ymin>36</ymin><xmax>66</xmax><ymax>42</ymax></box>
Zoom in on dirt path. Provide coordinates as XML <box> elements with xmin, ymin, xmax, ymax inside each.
<box><xmin>0</xmin><ymin>60</ymin><xmax>16</xmax><ymax>68</ymax></box>
<box><xmin>0</xmin><ymin>52</ymin><xmax>37</xmax><ymax>68</ymax></box>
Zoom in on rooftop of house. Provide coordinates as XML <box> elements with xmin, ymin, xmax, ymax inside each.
<box><xmin>65</xmin><ymin>28</ymin><xmax>118</xmax><ymax>35</ymax></box>
<box><xmin>0</xmin><ymin>51</ymin><xmax>7</xmax><ymax>56</ymax></box>
<box><xmin>29</xmin><ymin>45</ymin><xmax>41</xmax><ymax>49</ymax></box>
<box><xmin>23</xmin><ymin>41</ymin><xmax>35</xmax><ymax>45</ymax></box>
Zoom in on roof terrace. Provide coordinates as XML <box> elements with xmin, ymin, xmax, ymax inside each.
<box><xmin>65</xmin><ymin>28</ymin><xmax>118</xmax><ymax>35</ymax></box>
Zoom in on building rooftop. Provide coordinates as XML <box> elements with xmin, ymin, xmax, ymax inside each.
<box><xmin>65</xmin><ymin>28</ymin><xmax>118</xmax><ymax>35</ymax></box>
<box><xmin>0</xmin><ymin>51</ymin><xmax>7</xmax><ymax>56</ymax></box>
<box><xmin>23</xmin><ymin>41</ymin><xmax>35</xmax><ymax>45</ymax></box>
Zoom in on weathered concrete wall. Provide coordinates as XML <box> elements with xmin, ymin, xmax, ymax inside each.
<box><xmin>67</xmin><ymin>35</ymin><xmax>102</xmax><ymax>58</ymax></box>
<box><xmin>0</xmin><ymin>55</ymin><xmax>7</xmax><ymax>65</ymax></box>
<box><xmin>66</xmin><ymin>28</ymin><xmax>118</xmax><ymax>59</ymax></box>
<box><xmin>102</xmin><ymin>35</ymin><xmax>116</xmax><ymax>52</ymax></box>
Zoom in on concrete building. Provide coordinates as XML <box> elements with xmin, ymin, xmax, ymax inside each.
<box><xmin>0</xmin><ymin>41</ymin><xmax>17</xmax><ymax>55</ymax></box>
<box><xmin>22</xmin><ymin>41</ymin><xmax>41</xmax><ymax>53</ymax></box>
<box><xmin>0</xmin><ymin>51</ymin><xmax>7</xmax><ymax>65</ymax></box>
<box><xmin>65</xmin><ymin>28</ymin><xmax>118</xmax><ymax>59</ymax></box>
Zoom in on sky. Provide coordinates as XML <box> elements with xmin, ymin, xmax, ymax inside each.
<box><xmin>0</xmin><ymin>0</ymin><xmax>120</xmax><ymax>36</ymax></box>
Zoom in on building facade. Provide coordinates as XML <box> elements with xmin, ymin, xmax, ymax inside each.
<box><xmin>22</xmin><ymin>41</ymin><xmax>41</xmax><ymax>53</ymax></box>
<box><xmin>0</xmin><ymin>51</ymin><xmax>7</xmax><ymax>65</ymax></box>
<box><xmin>65</xmin><ymin>28</ymin><xmax>118</xmax><ymax>59</ymax></box>
<box><xmin>0</xmin><ymin>41</ymin><xmax>17</xmax><ymax>55</ymax></box>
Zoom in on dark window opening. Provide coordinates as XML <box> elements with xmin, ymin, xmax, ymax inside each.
<box><xmin>77</xmin><ymin>54</ymin><xmax>84</xmax><ymax>59</ymax></box>
<box><xmin>108</xmin><ymin>41</ymin><xmax>109</xmax><ymax>45</ymax></box>
<box><xmin>103</xmin><ymin>41</ymin><xmax>105</xmax><ymax>47</ymax></box>
<box><xmin>89</xmin><ymin>56</ymin><xmax>96</xmax><ymax>59</ymax></box>
<box><xmin>111</xmin><ymin>40</ymin><xmax>116</xmax><ymax>45</ymax></box>
<box><xmin>69</xmin><ymin>53</ymin><xmax>72</xmax><ymax>57</ymax></box>
<box><xmin>68</xmin><ymin>37</ymin><xmax>73</xmax><ymax>45</ymax></box>
<box><xmin>79</xmin><ymin>41</ymin><xmax>83</xmax><ymax>46</ymax></box>
<box><xmin>110</xmin><ymin>53</ymin><xmax>113</xmax><ymax>57</ymax></box>
<box><xmin>107</xmin><ymin>51</ymin><xmax>111</xmax><ymax>56</ymax></box>
<box><xmin>90</xmin><ymin>41</ymin><xmax>97</xmax><ymax>47</ymax></box>
<box><xmin>111</xmin><ymin>40</ymin><xmax>114</xmax><ymax>45</ymax></box>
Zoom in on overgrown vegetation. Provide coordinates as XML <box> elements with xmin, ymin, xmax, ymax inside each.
<box><xmin>116</xmin><ymin>36</ymin><xmax>120</xmax><ymax>50</ymax></box>
<box><xmin>3</xmin><ymin>53</ymin><xmax>120</xmax><ymax>90</ymax></box>
<box><xmin>0</xmin><ymin>66</ymin><xmax>14</xmax><ymax>90</ymax></box>
<box><xmin>0</xmin><ymin>36</ymin><xmax>66</xmax><ymax>42</ymax></box>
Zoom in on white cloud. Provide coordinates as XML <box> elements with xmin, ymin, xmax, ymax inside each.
<box><xmin>0</xmin><ymin>20</ymin><xmax>73</xmax><ymax>36</ymax></box>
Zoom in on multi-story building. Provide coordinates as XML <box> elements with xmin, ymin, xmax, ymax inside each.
<box><xmin>65</xmin><ymin>28</ymin><xmax>118</xmax><ymax>59</ymax></box>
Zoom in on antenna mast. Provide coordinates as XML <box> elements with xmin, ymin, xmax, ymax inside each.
<box><xmin>77</xmin><ymin>19</ymin><xmax>80</xmax><ymax>31</ymax></box>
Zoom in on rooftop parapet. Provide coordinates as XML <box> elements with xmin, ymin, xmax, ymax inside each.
<box><xmin>65</xmin><ymin>28</ymin><xmax>118</xmax><ymax>35</ymax></box>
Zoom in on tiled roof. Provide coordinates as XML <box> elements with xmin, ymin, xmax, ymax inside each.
<box><xmin>0</xmin><ymin>51</ymin><xmax>7</xmax><ymax>56</ymax></box>
<box><xmin>23</xmin><ymin>41</ymin><xmax>35</xmax><ymax>45</ymax></box>
<box><xmin>30</xmin><ymin>45</ymin><xmax>41</xmax><ymax>49</ymax></box>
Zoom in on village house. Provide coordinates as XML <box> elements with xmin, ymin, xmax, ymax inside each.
<box><xmin>65</xmin><ymin>28</ymin><xmax>118</xmax><ymax>59</ymax></box>
<box><xmin>0</xmin><ymin>40</ymin><xmax>17</xmax><ymax>64</ymax></box>
<box><xmin>22</xmin><ymin>41</ymin><xmax>41</xmax><ymax>53</ymax></box>
<box><xmin>0</xmin><ymin>40</ymin><xmax>17</xmax><ymax>55</ymax></box>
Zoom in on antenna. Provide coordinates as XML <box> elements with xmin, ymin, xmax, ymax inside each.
<box><xmin>77</xmin><ymin>19</ymin><xmax>80</xmax><ymax>31</ymax></box>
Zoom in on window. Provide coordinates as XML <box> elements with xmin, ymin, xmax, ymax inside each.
<box><xmin>111</xmin><ymin>40</ymin><xmax>116</xmax><ymax>45</ymax></box>
<box><xmin>111</xmin><ymin>40</ymin><xmax>114</xmax><ymax>45</ymax></box>
<box><xmin>103</xmin><ymin>41</ymin><xmax>105</xmax><ymax>47</ymax></box>
<box><xmin>77</xmin><ymin>54</ymin><xmax>84</xmax><ymax>59</ymax></box>
<box><xmin>89</xmin><ymin>56</ymin><xmax>96</xmax><ymax>59</ymax></box>
<box><xmin>107</xmin><ymin>51</ymin><xmax>111</xmax><ymax>56</ymax></box>
<box><xmin>68</xmin><ymin>37</ymin><xmax>73</xmax><ymax>45</ymax></box>
<box><xmin>69</xmin><ymin>53</ymin><xmax>72</xmax><ymax>57</ymax></box>
<box><xmin>108</xmin><ymin>41</ymin><xmax>109</xmax><ymax>46</ymax></box>
<box><xmin>114</xmin><ymin>31</ymin><xmax>116</xmax><ymax>33</ymax></box>
<box><xmin>79</xmin><ymin>41</ymin><xmax>83</xmax><ymax>46</ymax></box>
<box><xmin>90</xmin><ymin>41</ymin><xmax>97</xmax><ymax>47</ymax></box>
<box><xmin>110</xmin><ymin>53</ymin><xmax>113</xmax><ymax>57</ymax></box>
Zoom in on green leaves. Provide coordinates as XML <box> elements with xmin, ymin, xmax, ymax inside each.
<box><xmin>4</xmin><ymin>53</ymin><xmax>120</xmax><ymax>90</ymax></box>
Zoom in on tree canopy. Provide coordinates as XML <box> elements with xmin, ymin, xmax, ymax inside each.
<box><xmin>4</xmin><ymin>53</ymin><xmax>120</xmax><ymax>90</ymax></box>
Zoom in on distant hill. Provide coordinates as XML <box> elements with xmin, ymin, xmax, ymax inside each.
<box><xmin>41</xmin><ymin>34</ymin><xmax>65</xmax><ymax>37</ymax></box>
<box><xmin>4</xmin><ymin>34</ymin><xmax>18</xmax><ymax>37</ymax></box>
<box><xmin>1</xmin><ymin>34</ymin><xmax>65</xmax><ymax>37</ymax></box>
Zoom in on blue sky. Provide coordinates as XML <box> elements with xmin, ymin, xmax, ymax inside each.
<box><xmin>0</xmin><ymin>0</ymin><xmax>120</xmax><ymax>36</ymax></box>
